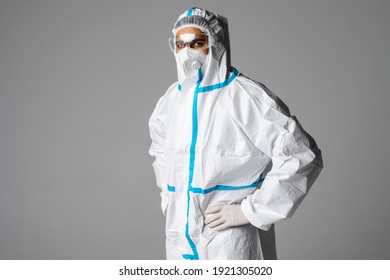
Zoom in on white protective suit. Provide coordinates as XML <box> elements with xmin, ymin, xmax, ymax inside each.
<box><xmin>149</xmin><ymin>7</ymin><xmax>323</xmax><ymax>260</ymax></box>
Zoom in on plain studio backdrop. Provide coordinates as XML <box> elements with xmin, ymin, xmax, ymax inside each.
<box><xmin>0</xmin><ymin>0</ymin><xmax>389</xmax><ymax>259</ymax></box>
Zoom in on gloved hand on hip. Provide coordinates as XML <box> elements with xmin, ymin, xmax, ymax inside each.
<box><xmin>204</xmin><ymin>204</ymin><xmax>250</xmax><ymax>231</ymax></box>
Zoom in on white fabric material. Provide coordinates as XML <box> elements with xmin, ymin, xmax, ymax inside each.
<box><xmin>149</xmin><ymin>7</ymin><xmax>323</xmax><ymax>260</ymax></box>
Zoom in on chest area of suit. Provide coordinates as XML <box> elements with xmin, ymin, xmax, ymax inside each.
<box><xmin>164</xmin><ymin>90</ymin><xmax>252</xmax><ymax>156</ymax></box>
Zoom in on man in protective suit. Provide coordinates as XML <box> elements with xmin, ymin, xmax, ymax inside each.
<box><xmin>149</xmin><ymin>7</ymin><xmax>323</xmax><ymax>260</ymax></box>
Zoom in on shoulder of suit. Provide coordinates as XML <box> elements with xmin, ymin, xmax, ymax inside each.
<box><xmin>232</xmin><ymin>74</ymin><xmax>291</xmax><ymax>116</ymax></box>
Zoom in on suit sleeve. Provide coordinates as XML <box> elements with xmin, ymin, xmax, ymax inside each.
<box><xmin>233</xmin><ymin>84</ymin><xmax>323</xmax><ymax>231</ymax></box>
<box><xmin>149</xmin><ymin>97</ymin><xmax>166</xmax><ymax>191</ymax></box>
<box><xmin>148</xmin><ymin>95</ymin><xmax>170</xmax><ymax>215</ymax></box>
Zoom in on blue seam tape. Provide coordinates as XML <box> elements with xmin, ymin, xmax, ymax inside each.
<box><xmin>182</xmin><ymin>254</ymin><xmax>195</xmax><ymax>260</ymax></box>
<box><xmin>178</xmin><ymin>68</ymin><xmax>239</xmax><ymax>93</ymax></box>
<box><xmin>189</xmin><ymin>177</ymin><xmax>262</xmax><ymax>194</ymax></box>
<box><xmin>166</xmin><ymin>175</ymin><xmax>264</xmax><ymax>194</ymax></box>
<box><xmin>197</xmin><ymin>68</ymin><xmax>239</xmax><ymax>93</ymax></box>
<box><xmin>183</xmin><ymin>68</ymin><xmax>203</xmax><ymax>260</ymax></box>
<box><xmin>179</xmin><ymin>67</ymin><xmax>241</xmax><ymax>260</ymax></box>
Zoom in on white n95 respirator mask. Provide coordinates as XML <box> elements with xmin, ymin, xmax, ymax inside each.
<box><xmin>175</xmin><ymin>48</ymin><xmax>207</xmax><ymax>80</ymax></box>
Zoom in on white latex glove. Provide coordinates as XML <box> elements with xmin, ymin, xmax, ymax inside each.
<box><xmin>204</xmin><ymin>204</ymin><xmax>250</xmax><ymax>231</ymax></box>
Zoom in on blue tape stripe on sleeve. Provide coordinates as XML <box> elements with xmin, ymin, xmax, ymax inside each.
<box><xmin>167</xmin><ymin>185</ymin><xmax>176</xmax><ymax>192</ymax></box>
<box><xmin>260</xmin><ymin>172</ymin><xmax>265</xmax><ymax>182</ymax></box>
<box><xmin>178</xmin><ymin>84</ymin><xmax>182</xmax><ymax>91</ymax></box>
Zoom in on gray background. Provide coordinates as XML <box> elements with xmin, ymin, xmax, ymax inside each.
<box><xmin>0</xmin><ymin>0</ymin><xmax>389</xmax><ymax>259</ymax></box>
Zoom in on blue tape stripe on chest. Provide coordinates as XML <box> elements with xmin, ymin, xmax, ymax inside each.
<box><xmin>177</xmin><ymin>68</ymin><xmax>239</xmax><ymax>93</ymax></box>
<box><xmin>197</xmin><ymin>68</ymin><xmax>239</xmax><ymax>93</ymax></box>
<box><xmin>183</xmin><ymin>68</ymin><xmax>203</xmax><ymax>260</ymax></box>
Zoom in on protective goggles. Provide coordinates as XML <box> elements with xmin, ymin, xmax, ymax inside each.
<box><xmin>169</xmin><ymin>33</ymin><xmax>209</xmax><ymax>52</ymax></box>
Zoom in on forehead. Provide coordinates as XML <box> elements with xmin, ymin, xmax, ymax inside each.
<box><xmin>175</xmin><ymin>27</ymin><xmax>205</xmax><ymax>38</ymax></box>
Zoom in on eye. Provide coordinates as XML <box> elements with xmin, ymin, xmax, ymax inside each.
<box><xmin>193</xmin><ymin>41</ymin><xmax>205</xmax><ymax>48</ymax></box>
<box><xmin>175</xmin><ymin>41</ymin><xmax>185</xmax><ymax>49</ymax></box>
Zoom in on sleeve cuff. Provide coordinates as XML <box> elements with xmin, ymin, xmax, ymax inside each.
<box><xmin>241</xmin><ymin>199</ymin><xmax>273</xmax><ymax>231</ymax></box>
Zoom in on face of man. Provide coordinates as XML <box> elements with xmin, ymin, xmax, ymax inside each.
<box><xmin>175</xmin><ymin>27</ymin><xmax>209</xmax><ymax>55</ymax></box>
